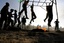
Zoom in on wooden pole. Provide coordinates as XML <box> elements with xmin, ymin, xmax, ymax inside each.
<box><xmin>55</xmin><ymin>0</ymin><xmax>58</xmax><ymax>20</ymax></box>
<box><xmin>19</xmin><ymin>0</ymin><xmax>21</xmax><ymax>12</ymax></box>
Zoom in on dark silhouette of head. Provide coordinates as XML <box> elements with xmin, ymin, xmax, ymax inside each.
<box><xmin>56</xmin><ymin>19</ymin><xmax>58</xmax><ymax>21</ymax></box>
<box><xmin>15</xmin><ymin>10</ymin><xmax>17</xmax><ymax>12</ymax></box>
<box><xmin>24</xmin><ymin>0</ymin><xmax>29</xmax><ymax>5</ymax></box>
<box><xmin>31</xmin><ymin>4</ymin><xmax>34</xmax><ymax>8</ymax></box>
<box><xmin>31</xmin><ymin>4</ymin><xmax>34</xmax><ymax>11</ymax></box>
<box><xmin>26</xmin><ymin>0</ymin><xmax>29</xmax><ymax>3</ymax></box>
<box><xmin>23</xmin><ymin>16</ymin><xmax>25</xmax><ymax>18</ymax></box>
<box><xmin>6</xmin><ymin>2</ymin><xmax>9</xmax><ymax>7</ymax></box>
<box><xmin>10</xmin><ymin>9</ymin><xmax>14</xmax><ymax>12</ymax></box>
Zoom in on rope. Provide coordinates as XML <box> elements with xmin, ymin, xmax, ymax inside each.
<box><xmin>41</xmin><ymin>0</ymin><xmax>46</xmax><ymax>7</ymax></box>
<box><xmin>37</xmin><ymin>0</ymin><xmax>40</xmax><ymax>6</ymax></box>
<box><xmin>27</xmin><ymin>0</ymin><xmax>56</xmax><ymax>11</ymax></box>
<box><xmin>55</xmin><ymin>0</ymin><xmax>58</xmax><ymax>20</ymax></box>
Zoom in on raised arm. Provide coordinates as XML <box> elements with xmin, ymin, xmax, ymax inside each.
<box><xmin>51</xmin><ymin>0</ymin><xmax>53</xmax><ymax>6</ymax></box>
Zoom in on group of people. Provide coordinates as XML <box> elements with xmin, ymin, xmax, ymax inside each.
<box><xmin>17</xmin><ymin>0</ymin><xmax>37</xmax><ymax>27</ymax></box>
<box><xmin>0</xmin><ymin>0</ymin><xmax>59</xmax><ymax>31</ymax></box>
<box><xmin>0</xmin><ymin>2</ymin><xmax>18</xmax><ymax>29</ymax></box>
<box><xmin>0</xmin><ymin>0</ymin><xmax>37</xmax><ymax>30</ymax></box>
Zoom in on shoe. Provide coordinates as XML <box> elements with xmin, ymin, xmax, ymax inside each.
<box><xmin>44</xmin><ymin>19</ymin><xmax>46</xmax><ymax>22</ymax></box>
<box><xmin>26</xmin><ymin>17</ymin><xmax>29</xmax><ymax>19</ymax></box>
<box><xmin>30</xmin><ymin>21</ymin><xmax>31</xmax><ymax>24</ymax></box>
<box><xmin>33</xmin><ymin>20</ymin><xmax>34</xmax><ymax>22</ymax></box>
<box><xmin>48</xmin><ymin>25</ymin><xmax>51</xmax><ymax>27</ymax></box>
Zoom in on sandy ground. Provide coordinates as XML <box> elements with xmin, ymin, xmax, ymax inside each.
<box><xmin>0</xmin><ymin>29</ymin><xmax>64</xmax><ymax>43</ymax></box>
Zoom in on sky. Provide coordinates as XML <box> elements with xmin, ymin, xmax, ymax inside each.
<box><xmin>0</xmin><ymin>0</ymin><xmax>64</xmax><ymax>28</ymax></box>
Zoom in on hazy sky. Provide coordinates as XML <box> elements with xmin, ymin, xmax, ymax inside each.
<box><xmin>0</xmin><ymin>0</ymin><xmax>64</xmax><ymax>27</ymax></box>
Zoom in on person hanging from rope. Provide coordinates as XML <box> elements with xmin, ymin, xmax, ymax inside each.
<box><xmin>17</xmin><ymin>0</ymin><xmax>29</xmax><ymax>27</ymax></box>
<box><xmin>19</xmin><ymin>0</ymin><xmax>29</xmax><ymax>19</ymax></box>
<box><xmin>30</xmin><ymin>4</ymin><xmax>37</xmax><ymax>24</ymax></box>
<box><xmin>54</xmin><ymin>19</ymin><xmax>59</xmax><ymax>31</ymax></box>
<box><xmin>44</xmin><ymin>0</ymin><xmax>53</xmax><ymax>27</ymax></box>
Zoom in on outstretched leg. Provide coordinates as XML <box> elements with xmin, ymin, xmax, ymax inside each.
<box><xmin>19</xmin><ymin>9</ymin><xmax>24</xmax><ymax>18</ymax></box>
<box><xmin>30</xmin><ymin>15</ymin><xmax>36</xmax><ymax>24</ymax></box>
<box><xmin>24</xmin><ymin>8</ymin><xmax>29</xmax><ymax>19</ymax></box>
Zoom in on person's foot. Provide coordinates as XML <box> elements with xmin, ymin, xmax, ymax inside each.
<box><xmin>26</xmin><ymin>17</ymin><xmax>29</xmax><ymax>19</ymax></box>
<box><xmin>33</xmin><ymin>20</ymin><xmax>34</xmax><ymax>22</ymax></box>
<box><xmin>44</xmin><ymin>19</ymin><xmax>46</xmax><ymax>22</ymax></box>
<box><xmin>30</xmin><ymin>21</ymin><xmax>31</xmax><ymax>24</ymax></box>
<box><xmin>48</xmin><ymin>24</ymin><xmax>51</xmax><ymax>27</ymax></box>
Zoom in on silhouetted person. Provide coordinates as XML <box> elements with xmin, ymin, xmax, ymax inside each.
<box><xmin>17</xmin><ymin>0</ymin><xmax>29</xmax><ymax>27</ymax></box>
<box><xmin>14</xmin><ymin>10</ymin><xmax>17</xmax><ymax>25</ymax></box>
<box><xmin>30</xmin><ymin>4</ymin><xmax>37</xmax><ymax>24</ymax></box>
<box><xmin>0</xmin><ymin>2</ymin><xmax>9</xmax><ymax>29</ymax></box>
<box><xmin>22</xmin><ymin>16</ymin><xmax>26</xmax><ymax>29</ymax></box>
<box><xmin>54</xmin><ymin>19</ymin><xmax>59</xmax><ymax>31</ymax></box>
<box><xmin>7</xmin><ymin>9</ymin><xmax>14</xmax><ymax>27</ymax></box>
<box><xmin>22</xmin><ymin>16</ymin><xmax>26</xmax><ymax>25</ymax></box>
<box><xmin>44</xmin><ymin>1</ymin><xmax>53</xmax><ymax>27</ymax></box>
<box><xmin>19</xmin><ymin>0</ymin><xmax>29</xmax><ymax>19</ymax></box>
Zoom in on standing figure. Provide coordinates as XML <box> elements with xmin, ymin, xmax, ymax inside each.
<box><xmin>14</xmin><ymin>10</ymin><xmax>17</xmax><ymax>25</ymax></box>
<box><xmin>0</xmin><ymin>2</ymin><xmax>9</xmax><ymax>29</ymax></box>
<box><xmin>44</xmin><ymin>1</ymin><xmax>53</xmax><ymax>27</ymax></box>
<box><xmin>19</xmin><ymin>0</ymin><xmax>29</xmax><ymax>19</ymax></box>
<box><xmin>54</xmin><ymin>19</ymin><xmax>59</xmax><ymax>31</ymax></box>
<box><xmin>7</xmin><ymin>9</ymin><xmax>14</xmax><ymax>27</ymax></box>
<box><xmin>22</xmin><ymin>16</ymin><xmax>26</xmax><ymax>25</ymax></box>
<box><xmin>30</xmin><ymin>4</ymin><xmax>37</xmax><ymax>24</ymax></box>
<box><xmin>22</xmin><ymin>16</ymin><xmax>26</xmax><ymax>29</ymax></box>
